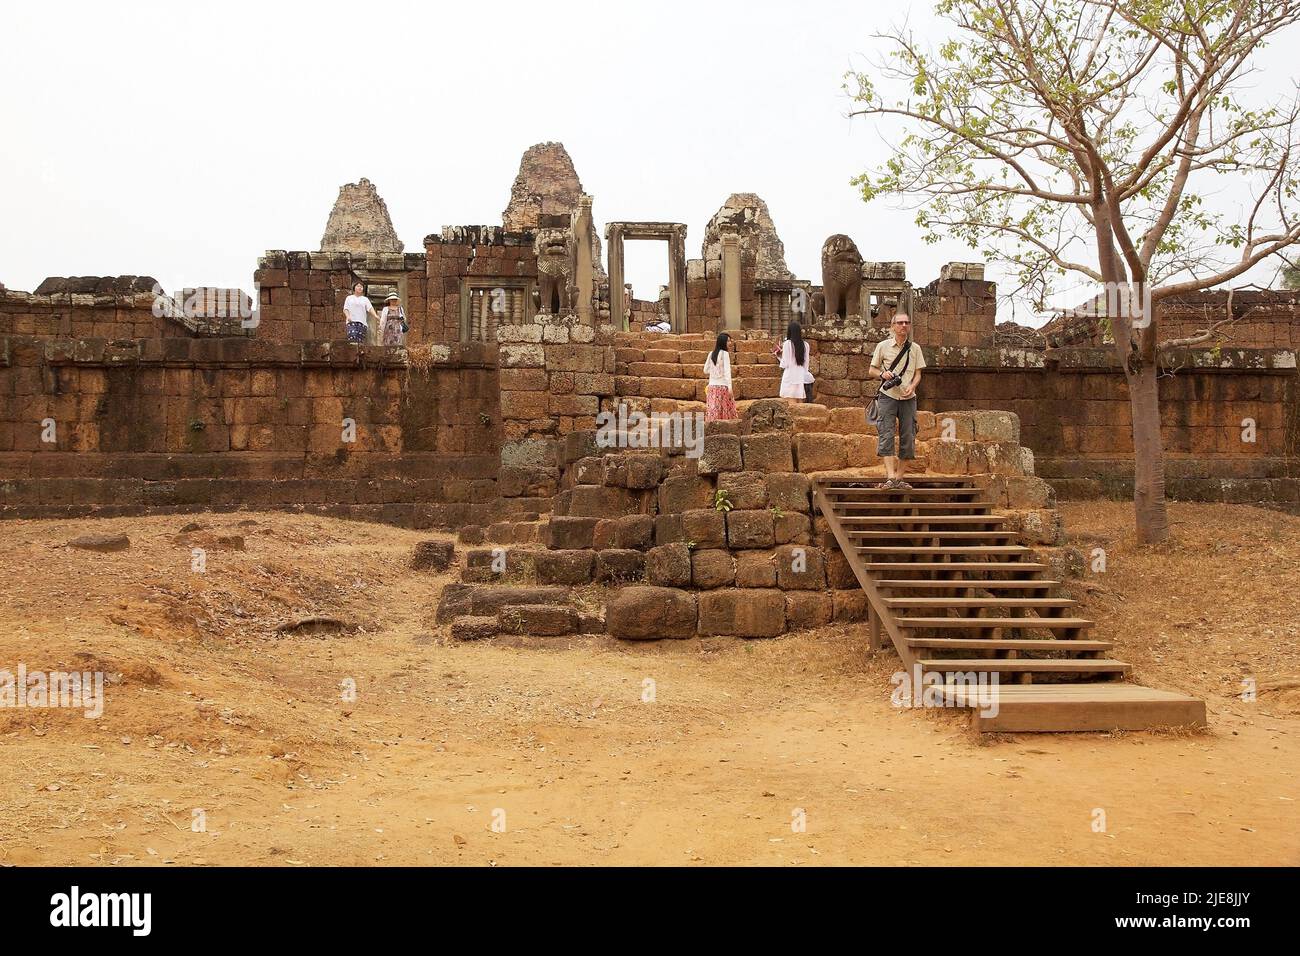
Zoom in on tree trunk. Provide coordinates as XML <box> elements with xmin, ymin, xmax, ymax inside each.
<box><xmin>1126</xmin><ymin>358</ymin><xmax>1170</xmax><ymax>543</ymax></box>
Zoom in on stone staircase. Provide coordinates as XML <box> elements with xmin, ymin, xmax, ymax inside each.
<box><xmin>614</xmin><ymin>331</ymin><xmax>787</xmax><ymax>403</ymax></box>
<box><xmin>813</xmin><ymin>475</ymin><xmax>1207</xmax><ymax>732</ymax></box>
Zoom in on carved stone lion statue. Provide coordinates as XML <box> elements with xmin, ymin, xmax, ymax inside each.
<box><xmin>534</xmin><ymin>228</ymin><xmax>574</xmax><ymax>314</ymax></box>
<box><xmin>815</xmin><ymin>234</ymin><xmax>864</xmax><ymax>320</ymax></box>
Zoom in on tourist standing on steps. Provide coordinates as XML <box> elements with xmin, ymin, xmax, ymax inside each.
<box><xmin>869</xmin><ymin>312</ymin><xmax>926</xmax><ymax>490</ymax></box>
<box><xmin>704</xmin><ymin>332</ymin><xmax>737</xmax><ymax>422</ymax></box>
<box><xmin>777</xmin><ymin>320</ymin><xmax>814</xmax><ymax>402</ymax></box>
<box><xmin>380</xmin><ymin>292</ymin><xmax>408</xmax><ymax>346</ymax></box>
<box><xmin>343</xmin><ymin>282</ymin><xmax>379</xmax><ymax>345</ymax></box>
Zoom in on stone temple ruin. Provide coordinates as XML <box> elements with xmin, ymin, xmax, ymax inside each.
<box><xmin>0</xmin><ymin>141</ymin><xmax>1294</xmax><ymax>729</ymax></box>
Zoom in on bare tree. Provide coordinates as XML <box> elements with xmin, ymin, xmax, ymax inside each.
<box><xmin>849</xmin><ymin>0</ymin><xmax>1300</xmax><ymax>542</ymax></box>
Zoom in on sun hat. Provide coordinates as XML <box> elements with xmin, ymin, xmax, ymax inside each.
<box><xmin>385</xmin><ymin>292</ymin><xmax>400</xmax><ymax>301</ymax></box>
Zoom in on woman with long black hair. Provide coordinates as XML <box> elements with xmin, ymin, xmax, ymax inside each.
<box><xmin>777</xmin><ymin>320</ymin><xmax>814</xmax><ymax>402</ymax></box>
<box><xmin>703</xmin><ymin>331</ymin><xmax>737</xmax><ymax>422</ymax></box>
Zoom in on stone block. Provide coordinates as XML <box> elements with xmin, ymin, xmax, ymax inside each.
<box><xmin>698</xmin><ymin>433</ymin><xmax>742</xmax><ymax>474</ymax></box>
<box><xmin>497</xmin><ymin>604</ymin><xmax>579</xmax><ymax>636</ymax></box>
<box><xmin>596</xmin><ymin>549</ymin><xmax>646</xmax><ymax>582</ymax></box>
<box><xmin>534</xmin><ymin>549</ymin><xmax>595</xmax><ymax>585</ymax></box>
<box><xmin>691</xmin><ymin>549</ymin><xmax>735</xmax><ymax>589</ymax></box>
<box><xmin>785</xmin><ymin>592</ymin><xmax>833</xmax><ymax>630</ymax></box>
<box><xmin>697</xmin><ymin>589</ymin><xmax>785</xmax><ymax>637</ymax></box>
<box><xmin>410</xmin><ymin>539</ymin><xmax>455</xmax><ymax>572</ymax></box>
<box><xmin>766</xmin><ymin>472</ymin><xmax>811</xmax><ymax>513</ymax></box>
<box><xmin>775</xmin><ymin>545</ymin><xmax>826</xmax><ymax>590</ymax></box>
<box><xmin>832</xmin><ymin>590</ymin><xmax>869</xmax><ymax>622</ymax></box>
<box><xmin>646</xmin><ymin>542</ymin><xmax>692</xmax><ymax>586</ymax></box>
<box><xmin>793</xmin><ymin>433</ymin><xmax>848</xmax><ymax>472</ymax></box>
<box><xmin>545</xmin><ymin>516</ymin><xmax>599</xmax><ymax>549</ymax></box>
<box><xmin>717</xmin><ymin>471</ymin><xmax>768</xmax><ymax>510</ymax></box>
<box><xmin>735</xmin><ymin>550</ymin><xmax>777</xmax><ymax>587</ymax></box>
<box><xmin>614</xmin><ymin>513</ymin><xmax>655</xmax><ymax>549</ymax></box>
<box><xmin>658</xmin><ymin>475</ymin><xmax>714</xmax><ymax>513</ymax></box>
<box><xmin>741</xmin><ymin>432</ymin><xmax>794</xmax><ymax>472</ymax></box>
<box><xmin>727</xmin><ymin>509</ymin><xmax>776</xmax><ymax>549</ymax></box>
<box><xmin>607</xmin><ymin>586</ymin><xmax>697</xmax><ymax>640</ymax></box>
<box><xmin>774</xmin><ymin>511</ymin><xmax>812</xmax><ymax>545</ymax></box>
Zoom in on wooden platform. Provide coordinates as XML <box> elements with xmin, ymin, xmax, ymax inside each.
<box><xmin>939</xmin><ymin>683</ymin><xmax>1208</xmax><ymax>733</ymax></box>
<box><xmin>813</xmin><ymin>474</ymin><xmax>1207</xmax><ymax>734</ymax></box>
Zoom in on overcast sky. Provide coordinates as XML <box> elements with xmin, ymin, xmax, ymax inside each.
<box><xmin>2</xmin><ymin>1</ymin><xmax>1294</xmax><ymax>325</ymax></box>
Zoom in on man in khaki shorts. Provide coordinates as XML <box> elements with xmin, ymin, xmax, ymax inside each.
<box><xmin>869</xmin><ymin>313</ymin><xmax>926</xmax><ymax>489</ymax></box>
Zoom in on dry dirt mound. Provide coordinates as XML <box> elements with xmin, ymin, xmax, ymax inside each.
<box><xmin>0</xmin><ymin>506</ymin><xmax>1295</xmax><ymax>866</ymax></box>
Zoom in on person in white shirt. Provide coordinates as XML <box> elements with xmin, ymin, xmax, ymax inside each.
<box><xmin>380</xmin><ymin>292</ymin><xmax>407</xmax><ymax>346</ymax></box>
<box><xmin>777</xmin><ymin>320</ymin><xmax>814</xmax><ymax>402</ymax></box>
<box><xmin>342</xmin><ymin>282</ymin><xmax>379</xmax><ymax>344</ymax></box>
<box><xmin>703</xmin><ymin>332</ymin><xmax>737</xmax><ymax>422</ymax></box>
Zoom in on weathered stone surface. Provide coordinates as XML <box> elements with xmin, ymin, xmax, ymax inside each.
<box><xmin>457</xmin><ymin>525</ymin><xmax>486</xmax><ymax>545</ymax></box>
<box><xmin>680</xmin><ymin>509</ymin><xmax>726</xmax><ymax>549</ymax></box>
<box><xmin>654</xmin><ymin>513</ymin><xmax>685</xmax><ymax>545</ymax></box>
<box><xmin>1013</xmin><ymin>509</ymin><xmax>1063</xmax><ymax>545</ymax></box>
<box><xmin>534</xmin><ymin>549</ymin><xmax>595</xmax><ymax>585</ymax></box>
<box><xmin>766</xmin><ymin>472</ymin><xmax>811</xmax><ymax>512</ymax></box>
<box><xmin>741</xmin><ymin>432</ymin><xmax>795</xmax><ymax>472</ymax></box>
<box><xmin>592</xmin><ymin>518</ymin><xmax>618</xmax><ymax>551</ymax></box>
<box><xmin>451</xmin><ymin>616</ymin><xmax>497</xmax><ymax>641</ymax></box>
<box><xmin>646</xmin><ymin>542</ymin><xmax>692</xmax><ymax>586</ymax></box>
<box><xmin>928</xmin><ymin>440</ymin><xmax>969</xmax><ymax>474</ymax></box>
<box><xmin>497</xmin><ymin>604</ymin><xmax>579</xmax><ymax>636</ymax></box>
<box><xmin>319</xmin><ymin>178</ymin><xmax>402</xmax><ymax>253</ymax></box>
<box><xmin>794</xmin><ymin>433</ymin><xmax>848</xmax><ymax>472</ymax></box>
<box><xmin>717</xmin><ymin>471</ymin><xmax>768</xmax><ymax>510</ymax></box>
<box><xmin>606</xmin><ymin>586</ymin><xmax>697</xmax><ymax>640</ymax></box>
<box><xmin>462</xmin><ymin>546</ymin><xmax>535</xmax><ymax>583</ymax></box>
<box><xmin>970</xmin><ymin>410</ymin><xmax>1020</xmax><ymax>444</ymax></box>
<box><xmin>741</xmin><ymin>399</ymin><xmax>793</xmax><ymax>435</ymax></box>
<box><xmin>726</xmin><ymin>509</ymin><xmax>776</xmax><ymax>549</ymax></box>
<box><xmin>658</xmin><ymin>475</ymin><xmax>714</xmax><ymax>513</ymax></box>
<box><xmin>565</xmin><ymin>485</ymin><xmax>642</xmax><ymax>517</ymax></box>
<box><xmin>545</xmin><ymin>516</ymin><xmax>599</xmax><ymax>550</ymax></box>
<box><xmin>775</xmin><ymin>545</ymin><xmax>826</xmax><ymax>590</ymax></box>
<box><xmin>436</xmin><ymin>584</ymin><xmax>569</xmax><ymax>623</ymax></box>
<box><xmin>67</xmin><ymin>533</ymin><xmax>130</xmax><ymax>552</ymax></box>
<box><xmin>698</xmin><ymin>434</ymin><xmax>742</xmax><ymax>474</ymax></box>
<box><xmin>596</xmin><ymin>549</ymin><xmax>645</xmax><ymax>582</ymax></box>
<box><xmin>785</xmin><ymin>592</ymin><xmax>833</xmax><ymax>630</ymax></box>
<box><xmin>614</xmin><ymin>513</ymin><xmax>655</xmax><ymax>550</ymax></box>
<box><xmin>698</xmin><ymin>589</ymin><xmax>785</xmax><ymax>637</ymax></box>
<box><xmin>773</xmin><ymin>511</ymin><xmax>812</xmax><ymax>545</ymax></box>
<box><xmin>573</xmin><ymin>456</ymin><xmax>605</xmax><ymax>485</ymax></box>
<box><xmin>832</xmin><ymin>589</ymin><xmax>869</xmax><ymax>622</ymax></box>
<box><xmin>701</xmin><ymin>193</ymin><xmax>794</xmax><ymax>279</ymax></box>
<box><xmin>410</xmin><ymin>539</ymin><xmax>455</xmax><ymax>572</ymax></box>
<box><xmin>824</xmin><ymin>548</ymin><xmax>858</xmax><ymax>589</ymax></box>
<box><xmin>1005</xmin><ymin>475</ymin><xmax>1056</xmax><ymax>509</ymax></box>
<box><xmin>735</xmin><ymin>550</ymin><xmax>777</xmax><ymax>587</ymax></box>
<box><xmin>691</xmin><ymin>549</ymin><xmax>735</xmax><ymax>589</ymax></box>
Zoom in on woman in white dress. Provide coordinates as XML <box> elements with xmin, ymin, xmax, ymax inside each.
<box><xmin>777</xmin><ymin>321</ymin><xmax>813</xmax><ymax>402</ymax></box>
<box><xmin>703</xmin><ymin>332</ymin><xmax>737</xmax><ymax>421</ymax></box>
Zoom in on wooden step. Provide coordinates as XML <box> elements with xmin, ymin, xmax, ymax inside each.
<box><xmin>939</xmin><ymin>683</ymin><xmax>1207</xmax><ymax>733</ymax></box>
<box><xmin>898</xmin><ymin>616</ymin><xmax>1093</xmax><ymax>629</ymax></box>
<box><xmin>885</xmin><ymin>597</ymin><xmax>1077</xmax><ymax>608</ymax></box>
<box><xmin>876</xmin><ymin>579</ymin><xmax>1061</xmax><ymax>590</ymax></box>
<box><xmin>837</xmin><ymin>515</ymin><xmax>1009</xmax><ymax>525</ymax></box>
<box><xmin>862</xmin><ymin>561</ymin><xmax>1049</xmax><ymax>572</ymax></box>
<box><xmin>856</xmin><ymin>545</ymin><xmax>1033</xmax><ymax>555</ymax></box>
<box><xmin>824</xmin><ymin>487</ymin><xmax>982</xmax><ymax>498</ymax></box>
<box><xmin>832</xmin><ymin>501</ymin><xmax>997</xmax><ymax>511</ymax></box>
<box><xmin>918</xmin><ymin>658</ymin><xmax>1128</xmax><ymax>674</ymax></box>
<box><xmin>846</xmin><ymin>530</ymin><xmax>1020</xmax><ymax>540</ymax></box>
<box><xmin>906</xmin><ymin>637</ymin><xmax>1111</xmax><ymax>651</ymax></box>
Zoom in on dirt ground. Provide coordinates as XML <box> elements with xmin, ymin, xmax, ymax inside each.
<box><xmin>0</xmin><ymin>501</ymin><xmax>1296</xmax><ymax>867</ymax></box>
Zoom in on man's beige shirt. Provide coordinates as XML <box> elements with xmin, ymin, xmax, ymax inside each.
<box><xmin>870</xmin><ymin>338</ymin><xmax>926</xmax><ymax>400</ymax></box>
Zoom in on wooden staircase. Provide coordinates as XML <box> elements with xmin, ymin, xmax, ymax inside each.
<box><xmin>813</xmin><ymin>475</ymin><xmax>1206</xmax><ymax>733</ymax></box>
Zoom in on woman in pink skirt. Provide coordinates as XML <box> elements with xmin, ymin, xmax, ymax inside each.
<box><xmin>704</xmin><ymin>332</ymin><xmax>737</xmax><ymax>422</ymax></box>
